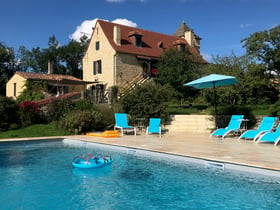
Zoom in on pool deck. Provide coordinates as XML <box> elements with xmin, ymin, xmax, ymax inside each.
<box><xmin>2</xmin><ymin>131</ymin><xmax>280</xmax><ymax>173</ymax></box>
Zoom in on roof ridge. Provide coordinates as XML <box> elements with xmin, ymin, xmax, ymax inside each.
<box><xmin>98</xmin><ymin>19</ymin><xmax>183</xmax><ymax>39</ymax></box>
<box><xmin>15</xmin><ymin>71</ymin><xmax>83</xmax><ymax>81</ymax></box>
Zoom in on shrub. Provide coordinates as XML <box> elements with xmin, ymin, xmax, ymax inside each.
<box><xmin>17</xmin><ymin>101</ymin><xmax>42</xmax><ymax>127</ymax></box>
<box><xmin>44</xmin><ymin>98</ymin><xmax>74</xmax><ymax>122</ymax></box>
<box><xmin>95</xmin><ymin>104</ymin><xmax>117</xmax><ymax>130</ymax></box>
<box><xmin>73</xmin><ymin>98</ymin><xmax>96</xmax><ymax>111</ymax></box>
<box><xmin>270</xmin><ymin>100</ymin><xmax>280</xmax><ymax>117</ymax></box>
<box><xmin>0</xmin><ymin>96</ymin><xmax>18</xmax><ymax>131</ymax></box>
<box><xmin>120</xmin><ymin>82</ymin><xmax>174</xmax><ymax>124</ymax></box>
<box><xmin>110</xmin><ymin>86</ymin><xmax>118</xmax><ymax>104</ymax></box>
<box><xmin>214</xmin><ymin>105</ymin><xmax>256</xmax><ymax>129</ymax></box>
<box><xmin>16</xmin><ymin>80</ymin><xmax>47</xmax><ymax>103</ymax></box>
<box><xmin>57</xmin><ymin>110</ymin><xmax>102</xmax><ymax>134</ymax></box>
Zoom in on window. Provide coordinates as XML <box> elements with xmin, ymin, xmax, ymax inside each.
<box><xmin>13</xmin><ymin>83</ymin><xmax>16</xmax><ymax>97</ymax></box>
<box><xmin>95</xmin><ymin>41</ymin><xmax>100</xmax><ymax>50</ymax></box>
<box><xmin>93</xmin><ymin>60</ymin><xmax>102</xmax><ymax>75</ymax></box>
<box><xmin>135</xmin><ymin>35</ymin><xmax>142</xmax><ymax>47</ymax></box>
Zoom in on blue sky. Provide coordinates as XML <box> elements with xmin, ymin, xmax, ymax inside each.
<box><xmin>1</xmin><ymin>0</ymin><xmax>279</xmax><ymax>61</ymax></box>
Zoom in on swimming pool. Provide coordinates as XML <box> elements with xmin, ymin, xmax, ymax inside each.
<box><xmin>0</xmin><ymin>139</ymin><xmax>279</xmax><ymax>210</ymax></box>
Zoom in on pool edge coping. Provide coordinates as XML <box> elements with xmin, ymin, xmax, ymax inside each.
<box><xmin>1</xmin><ymin>136</ymin><xmax>280</xmax><ymax>178</ymax></box>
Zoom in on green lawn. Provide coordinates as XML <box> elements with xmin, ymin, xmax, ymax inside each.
<box><xmin>0</xmin><ymin>123</ymin><xmax>70</xmax><ymax>139</ymax></box>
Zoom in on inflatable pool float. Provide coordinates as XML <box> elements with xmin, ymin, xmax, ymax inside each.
<box><xmin>72</xmin><ymin>154</ymin><xmax>112</xmax><ymax>169</ymax></box>
<box><xmin>86</xmin><ymin>130</ymin><xmax>120</xmax><ymax>138</ymax></box>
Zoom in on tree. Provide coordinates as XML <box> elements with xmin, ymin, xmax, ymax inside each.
<box><xmin>201</xmin><ymin>54</ymin><xmax>278</xmax><ymax>106</ymax></box>
<box><xmin>18</xmin><ymin>46</ymin><xmax>47</xmax><ymax>73</ymax></box>
<box><xmin>242</xmin><ymin>25</ymin><xmax>280</xmax><ymax>77</ymax></box>
<box><xmin>43</xmin><ymin>35</ymin><xmax>66</xmax><ymax>75</ymax></box>
<box><xmin>59</xmin><ymin>37</ymin><xmax>88</xmax><ymax>79</ymax></box>
<box><xmin>17</xmin><ymin>35</ymin><xmax>88</xmax><ymax>79</ymax></box>
<box><xmin>0</xmin><ymin>42</ymin><xmax>16</xmax><ymax>95</ymax></box>
<box><xmin>154</xmin><ymin>48</ymin><xmax>204</xmax><ymax>101</ymax></box>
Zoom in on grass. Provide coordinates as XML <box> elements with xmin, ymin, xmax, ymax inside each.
<box><xmin>167</xmin><ymin>103</ymin><xmax>210</xmax><ymax>115</ymax></box>
<box><xmin>248</xmin><ymin>104</ymin><xmax>272</xmax><ymax>115</ymax></box>
<box><xmin>0</xmin><ymin>123</ymin><xmax>70</xmax><ymax>139</ymax></box>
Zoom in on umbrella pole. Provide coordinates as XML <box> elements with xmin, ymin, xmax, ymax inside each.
<box><xmin>214</xmin><ymin>88</ymin><xmax>217</xmax><ymax>115</ymax></box>
<box><xmin>213</xmin><ymin>83</ymin><xmax>217</xmax><ymax>128</ymax></box>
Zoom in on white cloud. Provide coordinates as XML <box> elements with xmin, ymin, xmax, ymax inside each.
<box><xmin>240</xmin><ymin>23</ymin><xmax>253</xmax><ymax>29</ymax></box>
<box><xmin>112</xmin><ymin>18</ymin><xmax>137</xmax><ymax>27</ymax></box>
<box><xmin>70</xmin><ymin>18</ymin><xmax>137</xmax><ymax>42</ymax></box>
<box><xmin>69</xmin><ymin>18</ymin><xmax>99</xmax><ymax>41</ymax></box>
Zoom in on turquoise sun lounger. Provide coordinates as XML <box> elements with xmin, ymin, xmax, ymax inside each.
<box><xmin>238</xmin><ymin>116</ymin><xmax>277</xmax><ymax>141</ymax></box>
<box><xmin>256</xmin><ymin>124</ymin><xmax>280</xmax><ymax>146</ymax></box>
<box><xmin>210</xmin><ymin>115</ymin><xmax>244</xmax><ymax>139</ymax></box>
<box><xmin>146</xmin><ymin>118</ymin><xmax>161</xmax><ymax>137</ymax></box>
<box><xmin>114</xmin><ymin>113</ymin><xmax>136</xmax><ymax>136</ymax></box>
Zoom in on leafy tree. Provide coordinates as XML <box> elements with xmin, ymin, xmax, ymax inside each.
<box><xmin>120</xmin><ymin>82</ymin><xmax>174</xmax><ymax>124</ymax></box>
<box><xmin>154</xmin><ymin>48</ymin><xmax>204</xmax><ymax>101</ymax></box>
<box><xmin>17</xmin><ymin>35</ymin><xmax>88</xmax><ymax>79</ymax></box>
<box><xmin>59</xmin><ymin>38</ymin><xmax>88</xmax><ymax>79</ymax></box>
<box><xmin>44</xmin><ymin>35</ymin><xmax>66</xmax><ymax>75</ymax></box>
<box><xmin>201</xmin><ymin>54</ymin><xmax>278</xmax><ymax>106</ymax></box>
<box><xmin>0</xmin><ymin>42</ymin><xmax>16</xmax><ymax>95</ymax></box>
<box><xmin>242</xmin><ymin>25</ymin><xmax>280</xmax><ymax>78</ymax></box>
<box><xmin>18</xmin><ymin>46</ymin><xmax>47</xmax><ymax>73</ymax></box>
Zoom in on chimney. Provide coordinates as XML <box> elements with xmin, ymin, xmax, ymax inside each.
<box><xmin>113</xmin><ymin>25</ymin><xmax>121</xmax><ymax>46</ymax></box>
<box><xmin>48</xmin><ymin>61</ymin><xmax>53</xmax><ymax>74</ymax></box>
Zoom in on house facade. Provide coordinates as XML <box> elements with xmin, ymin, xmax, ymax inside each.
<box><xmin>6</xmin><ymin>71</ymin><xmax>86</xmax><ymax>99</ymax></box>
<box><xmin>83</xmin><ymin>20</ymin><xmax>204</xmax><ymax>94</ymax></box>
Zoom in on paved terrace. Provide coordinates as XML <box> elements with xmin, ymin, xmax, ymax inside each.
<box><xmin>2</xmin><ymin>132</ymin><xmax>280</xmax><ymax>173</ymax></box>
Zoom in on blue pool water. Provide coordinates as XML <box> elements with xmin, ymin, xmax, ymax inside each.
<box><xmin>0</xmin><ymin>139</ymin><xmax>280</xmax><ymax>210</ymax></box>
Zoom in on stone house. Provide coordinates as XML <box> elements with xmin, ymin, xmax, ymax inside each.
<box><xmin>6</xmin><ymin>71</ymin><xmax>86</xmax><ymax>99</ymax></box>
<box><xmin>82</xmin><ymin>19</ymin><xmax>204</xmax><ymax>96</ymax></box>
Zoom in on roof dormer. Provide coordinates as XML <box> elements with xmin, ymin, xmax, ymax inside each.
<box><xmin>157</xmin><ymin>41</ymin><xmax>164</xmax><ymax>49</ymax></box>
<box><xmin>128</xmin><ymin>30</ymin><xmax>144</xmax><ymax>47</ymax></box>
<box><xmin>173</xmin><ymin>39</ymin><xmax>186</xmax><ymax>51</ymax></box>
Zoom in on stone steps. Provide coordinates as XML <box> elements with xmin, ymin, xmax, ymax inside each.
<box><xmin>165</xmin><ymin>115</ymin><xmax>215</xmax><ymax>133</ymax></box>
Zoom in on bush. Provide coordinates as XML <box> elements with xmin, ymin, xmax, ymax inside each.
<box><xmin>95</xmin><ymin>104</ymin><xmax>117</xmax><ymax>130</ymax></box>
<box><xmin>0</xmin><ymin>96</ymin><xmax>18</xmax><ymax>131</ymax></box>
<box><xmin>17</xmin><ymin>101</ymin><xmax>43</xmax><ymax>127</ymax></box>
<box><xmin>16</xmin><ymin>80</ymin><xmax>46</xmax><ymax>103</ymax></box>
<box><xmin>120</xmin><ymin>82</ymin><xmax>174</xmax><ymax>125</ymax></box>
<box><xmin>214</xmin><ymin>105</ymin><xmax>256</xmax><ymax>129</ymax></box>
<box><xmin>57</xmin><ymin>110</ymin><xmax>102</xmax><ymax>134</ymax></box>
<box><xmin>72</xmin><ymin>99</ymin><xmax>117</xmax><ymax>130</ymax></box>
<box><xmin>110</xmin><ymin>86</ymin><xmax>118</xmax><ymax>104</ymax></box>
<box><xmin>44</xmin><ymin>98</ymin><xmax>74</xmax><ymax>122</ymax></box>
<box><xmin>73</xmin><ymin>98</ymin><xmax>96</xmax><ymax>111</ymax></box>
<box><xmin>270</xmin><ymin>100</ymin><xmax>280</xmax><ymax>117</ymax></box>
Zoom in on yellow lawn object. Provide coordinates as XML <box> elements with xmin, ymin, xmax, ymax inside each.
<box><xmin>86</xmin><ymin>130</ymin><xmax>120</xmax><ymax>138</ymax></box>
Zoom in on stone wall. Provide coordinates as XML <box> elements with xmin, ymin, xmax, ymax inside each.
<box><xmin>116</xmin><ymin>53</ymin><xmax>143</xmax><ymax>87</ymax></box>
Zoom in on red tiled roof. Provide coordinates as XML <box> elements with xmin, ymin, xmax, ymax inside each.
<box><xmin>98</xmin><ymin>19</ymin><xmax>205</xmax><ymax>62</ymax></box>
<box><xmin>36</xmin><ymin>92</ymin><xmax>82</xmax><ymax>107</ymax></box>
<box><xmin>15</xmin><ymin>71</ymin><xmax>85</xmax><ymax>83</ymax></box>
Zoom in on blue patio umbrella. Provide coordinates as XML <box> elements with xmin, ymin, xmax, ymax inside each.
<box><xmin>184</xmin><ymin>74</ymin><xmax>238</xmax><ymax>115</ymax></box>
